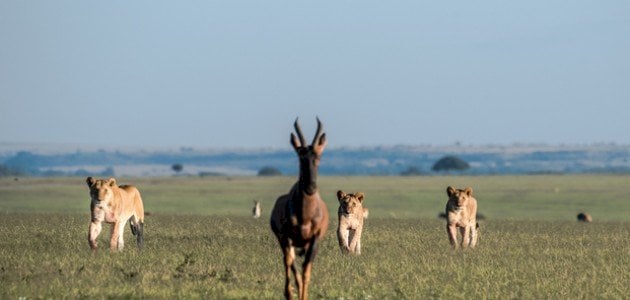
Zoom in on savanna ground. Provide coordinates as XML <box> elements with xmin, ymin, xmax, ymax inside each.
<box><xmin>0</xmin><ymin>175</ymin><xmax>628</xmax><ymax>299</ymax></box>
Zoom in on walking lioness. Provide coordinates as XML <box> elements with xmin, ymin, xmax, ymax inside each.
<box><xmin>86</xmin><ymin>177</ymin><xmax>145</xmax><ymax>252</ymax></box>
<box><xmin>336</xmin><ymin>190</ymin><xmax>368</xmax><ymax>255</ymax></box>
<box><xmin>445</xmin><ymin>186</ymin><xmax>478</xmax><ymax>249</ymax></box>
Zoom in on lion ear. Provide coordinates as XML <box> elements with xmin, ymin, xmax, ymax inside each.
<box><xmin>337</xmin><ymin>190</ymin><xmax>346</xmax><ymax>200</ymax></box>
<box><xmin>464</xmin><ymin>187</ymin><xmax>473</xmax><ymax>196</ymax></box>
<box><xmin>355</xmin><ymin>192</ymin><xmax>364</xmax><ymax>202</ymax></box>
<box><xmin>446</xmin><ymin>186</ymin><xmax>456</xmax><ymax>197</ymax></box>
<box><xmin>86</xmin><ymin>177</ymin><xmax>95</xmax><ymax>186</ymax></box>
<box><xmin>107</xmin><ymin>178</ymin><xmax>117</xmax><ymax>187</ymax></box>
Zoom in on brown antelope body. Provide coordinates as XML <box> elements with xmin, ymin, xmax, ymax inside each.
<box><xmin>270</xmin><ymin>118</ymin><xmax>329</xmax><ymax>300</ymax></box>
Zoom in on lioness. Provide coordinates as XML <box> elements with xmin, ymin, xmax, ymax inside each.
<box><xmin>336</xmin><ymin>190</ymin><xmax>368</xmax><ymax>255</ymax></box>
<box><xmin>86</xmin><ymin>177</ymin><xmax>145</xmax><ymax>252</ymax></box>
<box><xmin>445</xmin><ymin>186</ymin><xmax>478</xmax><ymax>249</ymax></box>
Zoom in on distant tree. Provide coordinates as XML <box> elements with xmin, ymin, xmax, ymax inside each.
<box><xmin>198</xmin><ymin>171</ymin><xmax>224</xmax><ymax>177</ymax></box>
<box><xmin>100</xmin><ymin>166</ymin><xmax>115</xmax><ymax>177</ymax></box>
<box><xmin>432</xmin><ymin>155</ymin><xmax>470</xmax><ymax>172</ymax></box>
<box><xmin>258</xmin><ymin>166</ymin><xmax>282</xmax><ymax>176</ymax></box>
<box><xmin>172</xmin><ymin>163</ymin><xmax>183</xmax><ymax>174</ymax></box>
<box><xmin>0</xmin><ymin>164</ymin><xmax>23</xmax><ymax>177</ymax></box>
<box><xmin>400</xmin><ymin>166</ymin><xmax>424</xmax><ymax>176</ymax></box>
<box><xmin>73</xmin><ymin>166</ymin><xmax>114</xmax><ymax>177</ymax></box>
<box><xmin>73</xmin><ymin>169</ymin><xmax>92</xmax><ymax>177</ymax></box>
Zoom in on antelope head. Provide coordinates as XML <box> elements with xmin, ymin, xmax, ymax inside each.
<box><xmin>291</xmin><ymin>117</ymin><xmax>327</xmax><ymax>195</ymax></box>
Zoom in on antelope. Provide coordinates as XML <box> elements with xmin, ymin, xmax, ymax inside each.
<box><xmin>270</xmin><ymin>118</ymin><xmax>329</xmax><ymax>300</ymax></box>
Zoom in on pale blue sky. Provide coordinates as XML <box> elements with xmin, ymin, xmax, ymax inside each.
<box><xmin>1</xmin><ymin>1</ymin><xmax>629</xmax><ymax>149</ymax></box>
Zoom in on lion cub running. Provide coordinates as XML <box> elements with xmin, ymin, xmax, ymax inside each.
<box><xmin>445</xmin><ymin>186</ymin><xmax>478</xmax><ymax>249</ymax></box>
<box><xmin>336</xmin><ymin>190</ymin><xmax>369</xmax><ymax>255</ymax></box>
<box><xmin>86</xmin><ymin>177</ymin><xmax>145</xmax><ymax>252</ymax></box>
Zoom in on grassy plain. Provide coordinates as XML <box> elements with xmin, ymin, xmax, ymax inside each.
<box><xmin>0</xmin><ymin>175</ymin><xmax>628</xmax><ymax>299</ymax></box>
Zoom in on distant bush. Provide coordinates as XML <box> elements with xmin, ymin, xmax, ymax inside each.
<box><xmin>101</xmin><ymin>167</ymin><xmax>115</xmax><ymax>177</ymax></box>
<box><xmin>258</xmin><ymin>166</ymin><xmax>282</xmax><ymax>176</ymax></box>
<box><xmin>39</xmin><ymin>169</ymin><xmax>66</xmax><ymax>177</ymax></box>
<box><xmin>432</xmin><ymin>155</ymin><xmax>470</xmax><ymax>172</ymax></box>
<box><xmin>400</xmin><ymin>166</ymin><xmax>424</xmax><ymax>176</ymax></box>
<box><xmin>172</xmin><ymin>163</ymin><xmax>183</xmax><ymax>173</ymax></box>
<box><xmin>74</xmin><ymin>167</ymin><xmax>114</xmax><ymax>177</ymax></box>
<box><xmin>0</xmin><ymin>165</ymin><xmax>24</xmax><ymax>177</ymax></box>
<box><xmin>73</xmin><ymin>169</ymin><xmax>92</xmax><ymax>177</ymax></box>
<box><xmin>198</xmin><ymin>171</ymin><xmax>225</xmax><ymax>177</ymax></box>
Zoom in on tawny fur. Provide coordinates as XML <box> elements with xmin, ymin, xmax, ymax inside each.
<box><xmin>86</xmin><ymin>177</ymin><xmax>145</xmax><ymax>252</ymax></box>
<box><xmin>270</xmin><ymin>118</ymin><xmax>329</xmax><ymax>300</ymax></box>
<box><xmin>445</xmin><ymin>186</ymin><xmax>478</xmax><ymax>249</ymax></box>
<box><xmin>336</xmin><ymin>190</ymin><xmax>368</xmax><ymax>255</ymax></box>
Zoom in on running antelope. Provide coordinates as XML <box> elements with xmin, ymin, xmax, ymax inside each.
<box><xmin>270</xmin><ymin>118</ymin><xmax>329</xmax><ymax>300</ymax></box>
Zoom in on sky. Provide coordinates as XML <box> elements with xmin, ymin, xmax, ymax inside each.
<box><xmin>1</xmin><ymin>1</ymin><xmax>629</xmax><ymax>150</ymax></box>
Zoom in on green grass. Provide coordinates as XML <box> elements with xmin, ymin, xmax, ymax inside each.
<box><xmin>1</xmin><ymin>175</ymin><xmax>628</xmax><ymax>220</ymax></box>
<box><xmin>0</xmin><ymin>176</ymin><xmax>628</xmax><ymax>299</ymax></box>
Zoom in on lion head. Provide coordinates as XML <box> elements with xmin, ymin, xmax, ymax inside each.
<box><xmin>337</xmin><ymin>190</ymin><xmax>365</xmax><ymax>215</ymax></box>
<box><xmin>447</xmin><ymin>186</ymin><xmax>473</xmax><ymax>207</ymax></box>
<box><xmin>86</xmin><ymin>177</ymin><xmax>117</xmax><ymax>203</ymax></box>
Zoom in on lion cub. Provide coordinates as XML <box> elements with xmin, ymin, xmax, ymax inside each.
<box><xmin>445</xmin><ymin>186</ymin><xmax>478</xmax><ymax>249</ymax></box>
<box><xmin>336</xmin><ymin>190</ymin><xmax>368</xmax><ymax>255</ymax></box>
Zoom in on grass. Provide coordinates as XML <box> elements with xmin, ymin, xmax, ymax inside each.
<box><xmin>0</xmin><ymin>175</ymin><xmax>628</xmax><ymax>299</ymax></box>
<box><xmin>1</xmin><ymin>175</ymin><xmax>628</xmax><ymax>220</ymax></box>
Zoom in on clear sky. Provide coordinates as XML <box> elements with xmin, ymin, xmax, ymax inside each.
<box><xmin>1</xmin><ymin>1</ymin><xmax>629</xmax><ymax>149</ymax></box>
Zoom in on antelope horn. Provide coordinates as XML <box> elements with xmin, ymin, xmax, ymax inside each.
<box><xmin>293</xmin><ymin>118</ymin><xmax>307</xmax><ymax>147</ymax></box>
<box><xmin>312</xmin><ymin>117</ymin><xmax>323</xmax><ymax>146</ymax></box>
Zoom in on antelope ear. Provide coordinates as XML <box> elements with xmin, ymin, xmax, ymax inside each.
<box><xmin>107</xmin><ymin>178</ymin><xmax>117</xmax><ymax>187</ymax></box>
<box><xmin>355</xmin><ymin>192</ymin><xmax>365</xmax><ymax>202</ymax></box>
<box><xmin>313</xmin><ymin>133</ymin><xmax>327</xmax><ymax>155</ymax></box>
<box><xmin>337</xmin><ymin>190</ymin><xmax>346</xmax><ymax>200</ymax></box>
<box><xmin>86</xmin><ymin>177</ymin><xmax>95</xmax><ymax>186</ymax></box>
<box><xmin>318</xmin><ymin>133</ymin><xmax>327</xmax><ymax>146</ymax></box>
<box><xmin>446</xmin><ymin>186</ymin><xmax>456</xmax><ymax>197</ymax></box>
<box><xmin>464</xmin><ymin>187</ymin><xmax>473</xmax><ymax>196</ymax></box>
<box><xmin>290</xmin><ymin>133</ymin><xmax>302</xmax><ymax>150</ymax></box>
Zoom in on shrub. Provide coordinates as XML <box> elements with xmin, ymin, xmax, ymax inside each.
<box><xmin>258</xmin><ymin>166</ymin><xmax>282</xmax><ymax>176</ymax></box>
<box><xmin>432</xmin><ymin>155</ymin><xmax>470</xmax><ymax>172</ymax></box>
